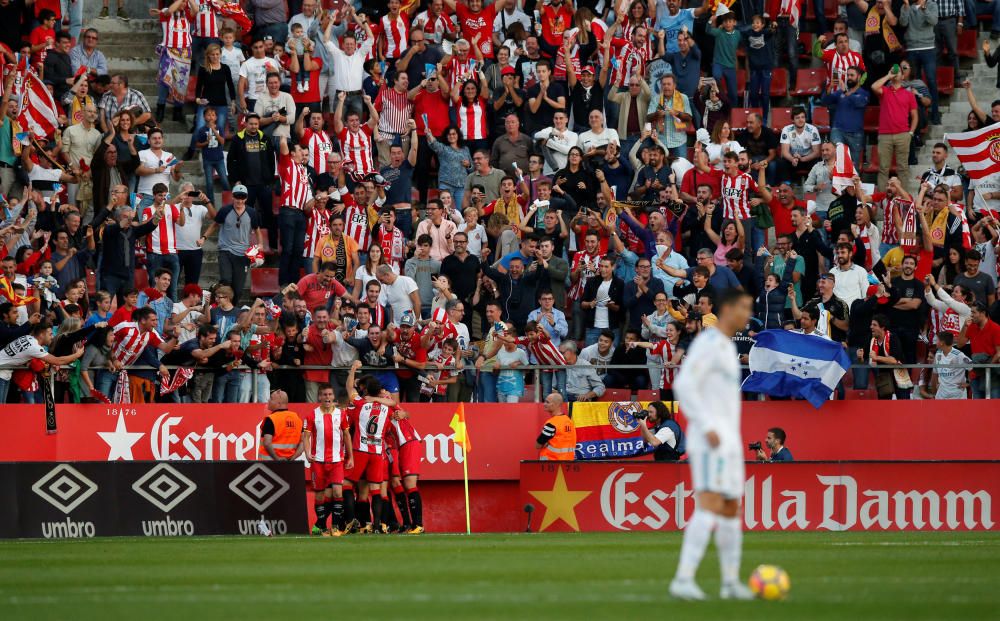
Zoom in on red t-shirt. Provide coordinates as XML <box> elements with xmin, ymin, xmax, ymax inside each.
<box><xmin>29</xmin><ymin>26</ymin><xmax>55</xmax><ymax>67</ymax></box>
<box><xmin>412</xmin><ymin>88</ymin><xmax>450</xmax><ymax>137</ymax></box>
<box><xmin>681</xmin><ymin>167</ymin><xmax>723</xmax><ymax>205</ymax></box>
<box><xmin>878</xmin><ymin>84</ymin><xmax>917</xmax><ymax>135</ymax></box>
<box><xmin>392</xmin><ymin>327</ymin><xmax>427</xmax><ymax>379</ymax></box>
<box><xmin>455</xmin><ymin>3</ymin><xmax>497</xmax><ymax>59</ymax></box>
<box><xmin>768</xmin><ymin>197</ymin><xmax>804</xmax><ymax>237</ymax></box>
<box><xmin>109</xmin><ymin>305</ymin><xmax>136</xmax><ymax>327</ymax></box>
<box><xmin>296</xmin><ymin>272</ymin><xmax>348</xmax><ymax>311</ymax></box>
<box><xmin>967</xmin><ymin>320</ymin><xmax>1000</xmax><ymax>359</ymax></box>
<box><xmin>303</xmin><ymin>323</ymin><xmax>333</xmax><ymax>383</ymax></box>
<box><xmin>289</xmin><ymin>57</ymin><xmax>323</xmax><ymax>104</ymax></box>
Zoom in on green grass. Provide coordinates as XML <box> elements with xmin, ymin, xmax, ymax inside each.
<box><xmin>1</xmin><ymin>532</ymin><xmax>998</xmax><ymax>620</ymax></box>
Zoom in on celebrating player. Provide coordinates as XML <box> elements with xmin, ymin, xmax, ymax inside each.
<box><xmin>669</xmin><ymin>289</ymin><xmax>755</xmax><ymax>601</ymax></box>
<box><xmin>303</xmin><ymin>384</ymin><xmax>353</xmax><ymax>536</ymax></box>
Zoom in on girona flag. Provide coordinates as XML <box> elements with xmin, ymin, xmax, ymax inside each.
<box><xmin>946</xmin><ymin>125</ymin><xmax>1000</xmax><ymax>180</ymax></box>
<box><xmin>831</xmin><ymin>142</ymin><xmax>857</xmax><ymax>195</ymax></box>
<box><xmin>17</xmin><ymin>68</ymin><xmax>59</xmax><ymax>139</ymax></box>
<box><xmin>215</xmin><ymin>1</ymin><xmax>252</xmax><ymax>32</ymax></box>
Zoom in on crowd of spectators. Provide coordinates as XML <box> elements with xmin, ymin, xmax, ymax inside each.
<box><xmin>0</xmin><ymin>0</ymin><xmax>1000</xmax><ymax>405</ymax></box>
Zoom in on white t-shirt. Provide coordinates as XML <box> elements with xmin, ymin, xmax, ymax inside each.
<box><xmin>577</xmin><ymin>128</ymin><xmax>620</xmax><ymax>154</ymax></box>
<box><xmin>934</xmin><ymin>347</ymin><xmax>971</xmax><ymax>399</ymax></box>
<box><xmin>0</xmin><ymin>335</ymin><xmax>47</xmax><ymax>380</ymax></box>
<box><xmin>579</xmin><ymin>342</ymin><xmax>613</xmax><ymax>372</ymax></box>
<box><xmin>136</xmin><ymin>149</ymin><xmax>175</xmax><ymax>195</ymax></box>
<box><xmin>27</xmin><ymin>166</ymin><xmax>63</xmax><ymax>198</ymax></box>
<box><xmin>457</xmin><ymin>222</ymin><xmax>487</xmax><ymax>257</ymax></box>
<box><xmin>353</xmin><ymin>264</ymin><xmax>394</xmax><ymax>306</ymax></box>
<box><xmin>594</xmin><ymin>279</ymin><xmax>611</xmax><ymax>328</ymax></box>
<box><xmin>171</xmin><ymin>302</ymin><xmax>204</xmax><ymax>344</ymax></box>
<box><xmin>175</xmin><ymin>203</ymin><xmax>209</xmax><ymax>251</ymax></box>
<box><xmin>779</xmin><ymin>124</ymin><xmax>821</xmax><ymax>158</ymax></box>
<box><xmin>220</xmin><ymin>45</ymin><xmax>245</xmax><ymax>86</ymax></box>
<box><xmin>239</xmin><ymin>56</ymin><xmax>278</xmax><ymax>100</ymax></box>
<box><xmin>381</xmin><ymin>275</ymin><xmax>420</xmax><ymax>321</ymax></box>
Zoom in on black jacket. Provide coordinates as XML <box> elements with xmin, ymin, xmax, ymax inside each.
<box><xmin>98</xmin><ymin>218</ymin><xmax>158</xmax><ymax>280</ymax></box>
<box><xmin>482</xmin><ymin>263</ymin><xmax>545</xmax><ymax>327</ymax></box>
<box><xmin>581</xmin><ymin>275</ymin><xmax>625</xmax><ymax>329</ymax></box>
<box><xmin>226</xmin><ymin>128</ymin><xmax>274</xmax><ymax>187</ymax></box>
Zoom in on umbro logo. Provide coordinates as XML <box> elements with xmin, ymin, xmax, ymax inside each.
<box><xmin>31</xmin><ymin>464</ymin><xmax>98</xmax><ymax>514</ymax></box>
<box><xmin>228</xmin><ymin>463</ymin><xmax>290</xmax><ymax>512</ymax></box>
<box><xmin>132</xmin><ymin>463</ymin><xmax>198</xmax><ymax>513</ymax></box>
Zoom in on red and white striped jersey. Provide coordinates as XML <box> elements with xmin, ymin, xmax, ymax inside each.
<box><xmin>375</xmin><ymin>12</ymin><xmax>409</xmax><ymax>59</ymax></box>
<box><xmin>456</xmin><ymin>97</ymin><xmax>488</xmax><ymax>141</ymax></box>
<box><xmin>192</xmin><ymin>0</ymin><xmax>219</xmax><ymax>38</ymax></box>
<box><xmin>391</xmin><ymin>416</ymin><xmax>422</xmax><ymax>445</ymax></box>
<box><xmin>515</xmin><ymin>330</ymin><xmax>566</xmax><ymax>366</ymax></box>
<box><xmin>338</xmin><ymin>125</ymin><xmax>376</xmax><ymax>176</ymax></box>
<box><xmin>303</xmin><ymin>207</ymin><xmax>331</xmax><ymax>258</ymax></box>
<box><xmin>375</xmin><ymin>85</ymin><xmax>413</xmax><ymax>136</ymax></box>
<box><xmin>721</xmin><ymin>171</ymin><xmax>759</xmax><ymax>220</ymax></box>
<box><xmin>111</xmin><ymin>322</ymin><xmax>165</xmax><ymax>366</ymax></box>
<box><xmin>611</xmin><ymin>41</ymin><xmax>647</xmax><ymax>88</ymax></box>
<box><xmin>300</xmin><ymin>128</ymin><xmax>333</xmax><ymax>175</ymax></box>
<box><xmin>621</xmin><ymin>18</ymin><xmax>654</xmax><ymax>60</ymax></box>
<box><xmin>569</xmin><ymin>251</ymin><xmax>602</xmax><ymax>301</ymax></box>
<box><xmin>930</xmin><ymin>307</ymin><xmax>964</xmax><ymax>342</ymax></box>
<box><xmin>278</xmin><ymin>151</ymin><xmax>314</xmax><ymax>209</ymax></box>
<box><xmin>821</xmin><ymin>49</ymin><xmax>865</xmax><ymax>86</ymax></box>
<box><xmin>368</xmin><ymin>302</ymin><xmax>387</xmax><ymax>329</ymax></box>
<box><xmin>651</xmin><ymin>339</ymin><xmax>676</xmax><ymax>388</ymax></box>
<box><xmin>376</xmin><ymin>225</ymin><xmax>407</xmax><ymax>269</ymax></box>
<box><xmin>413</xmin><ymin>10</ymin><xmax>455</xmax><ymax>44</ymax></box>
<box><xmin>303</xmin><ymin>406</ymin><xmax>349</xmax><ymax>463</ymax></box>
<box><xmin>421</xmin><ymin>351</ymin><xmax>454</xmax><ymax>397</ymax></box>
<box><xmin>141</xmin><ymin>204</ymin><xmax>181</xmax><ymax>255</ymax></box>
<box><xmin>446</xmin><ymin>56</ymin><xmax>477</xmax><ymax>91</ymax></box>
<box><xmin>343</xmin><ymin>194</ymin><xmax>374</xmax><ymax>250</ymax></box>
<box><xmin>159</xmin><ymin>9</ymin><xmax>192</xmax><ymax>50</ymax></box>
<box><xmin>350</xmin><ymin>396</ymin><xmax>395</xmax><ymax>455</ymax></box>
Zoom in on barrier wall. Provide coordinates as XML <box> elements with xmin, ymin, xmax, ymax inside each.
<box><xmin>519</xmin><ymin>461</ymin><xmax>999</xmax><ymax>532</ymax></box>
<box><xmin>0</xmin><ymin>461</ymin><xmax>307</xmax><ymax>539</ymax></box>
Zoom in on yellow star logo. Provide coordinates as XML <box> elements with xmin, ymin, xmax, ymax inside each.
<box><xmin>528</xmin><ymin>467</ymin><xmax>592</xmax><ymax>532</ymax></box>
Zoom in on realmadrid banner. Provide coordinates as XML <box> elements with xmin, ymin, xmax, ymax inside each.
<box><xmin>572</xmin><ymin>401</ymin><xmax>670</xmax><ymax>460</ymax></box>
<box><xmin>521</xmin><ymin>461</ymin><xmax>998</xmax><ymax>532</ymax></box>
<box><xmin>0</xmin><ymin>461</ymin><xmax>307</xmax><ymax>539</ymax></box>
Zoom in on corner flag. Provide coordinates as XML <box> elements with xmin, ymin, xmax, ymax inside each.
<box><xmin>449</xmin><ymin>403</ymin><xmax>472</xmax><ymax>534</ymax></box>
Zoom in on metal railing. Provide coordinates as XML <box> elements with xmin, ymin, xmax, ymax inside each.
<box><xmin>40</xmin><ymin>361</ymin><xmax>1000</xmax><ymax>403</ymax></box>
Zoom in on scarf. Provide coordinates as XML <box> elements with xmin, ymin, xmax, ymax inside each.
<box><xmin>865</xmin><ymin>6</ymin><xmax>902</xmax><ymax>53</ymax></box>
<box><xmin>333</xmin><ymin>236</ymin><xmax>348</xmax><ymax>283</ymax></box>
<box><xmin>379</xmin><ymin>226</ymin><xmax>405</xmax><ymax>267</ymax></box>
<box><xmin>831</xmin><ymin>143</ymin><xmax>856</xmax><ymax>195</ymax></box>
<box><xmin>858</xmin><ymin>223</ymin><xmax>873</xmax><ymax>269</ymax></box>
<box><xmin>953</xmin><ymin>204</ymin><xmax>973</xmax><ymax>250</ymax></box>
<box><xmin>929</xmin><ymin>206</ymin><xmax>950</xmax><ymax>247</ymax></box>
<box><xmin>160</xmin><ymin>367</ymin><xmax>194</xmax><ymax>396</ymax></box>
<box><xmin>898</xmin><ymin>199</ymin><xmax>918</xmax><ymax>251</ymax></box>
<box><xmin>113</xmin><ymin>369</ymin><xmax>131</xmax><ymax>403</ymax></box>
<box><xmin>871</xmin><ymin>330</ymin><xmax>913</xmax><ymax>388</ymax></box>
<box><xmin>661</xmin><ymin>90</ymin><xmax>686</xmax><ymax>131</ymax></box>
<box><xmin>69</xmin><ymin>95</ymin><xmax>93</xmax><ymax>126</ymax></box>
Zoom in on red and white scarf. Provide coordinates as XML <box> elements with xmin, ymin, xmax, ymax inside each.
<box><xmin>113</xmin><ymin>369</ymin><xmax>131</xmax><ymax>404</ymax></box>
<box><xmin>831</xmin><ymin>143</ymin><xmax>856</xmax><ymax>195</ymax></box>
<box><xmin>952</xmin><ymin>204</ymin><xmax>973</xmax><ymax>250</ymax></box>
<box><xmin>160</xmin><ymin>368</ymin><xmax>194</xmax><ymax>396</ymax></box>
<box><xmin>898</xmin><ymin>199</ymin><xmax>918</xmax><ymax>252</ymax></box>
<box><xmin>858</xmin><ymin>223</ymin><xmax>873</xmax><ymax>269</ymax></box>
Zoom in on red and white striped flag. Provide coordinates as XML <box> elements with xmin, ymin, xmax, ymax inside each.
<box><xmin>17</xmin><ymin>68</ymin><xmax>59</xmax><ymax>139</ymax></box>
<box><xmin>831</xmin><ymin>142</ymin><xmax>856</xmax><ymax>194</ymax></box>
<box><xmin>946</xmin><ymin>125</ymin><xmax>1000</xmax><ymax>180</ymax></box>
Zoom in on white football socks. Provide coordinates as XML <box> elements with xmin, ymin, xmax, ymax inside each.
<box><xmin>715</xmin><ymin>515</ymin><xmax>743</xmax><ymax>585</ymax></box>
<box><xmin>675</xmin><ymin>509</ymin><xmax>717</xmax><ymax>582</ymax></box>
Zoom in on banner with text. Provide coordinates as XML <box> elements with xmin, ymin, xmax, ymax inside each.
<box><xmin>571</xmin><ymin>401</ymin><xmax>661</xmax><ymax>460</ymax></box>
<box><xmin>520</xmin><ymin>461</ymin><xmax>998</xmax><ymax>532</ymax></box>
<box><xmin>1</xmin><ymin>461</ymin><xmax>307</xmax><ymax>539</ymax></box>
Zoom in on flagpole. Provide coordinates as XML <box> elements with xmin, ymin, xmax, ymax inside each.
<box><xmin>462</xmin><ymin>445</ymin><xmax>471</xmax><ymax>535</ymax></box>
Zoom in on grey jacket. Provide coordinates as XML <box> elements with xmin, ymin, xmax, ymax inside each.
<box><xmin>899</xmin><ymin>1</ymin><xmax>939</xmax><ymax>50</ymax></box>
<box><xmin>565</xmin><ymin>359</ymin><xmax>607</xmax><ymax>400</ymax></box>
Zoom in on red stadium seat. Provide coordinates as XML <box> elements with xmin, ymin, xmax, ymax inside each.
<box><xmin>863</xmin><ymin>106</ymin><xmax>880</xmax><ymax>134</ymax></box>
<box><xmin>86</xmin><ymin>269</ymin><xmax>97</xmax><ymax>297</ymax></box>
<box><xmin>635</xmin><ymin>389</ymin><xmax>660</xmax><ymax>402</ymax></box>
<box><xmin>770</xmin><ymin>107</ymin><xmax>793</xmax><ymax>131</ymax></box>
<box><xmin>790</xmin><ymin>68</ymin><xmax>826</xmax><ymax>97</ymax></box>
<box><xmin>812</xmin><ymin>106</ymin><xmax>831</xmax><ymax>134</ymax></box>
<box><xmin>250</xmin><ymin>268</ymin><xmax>279</xmax><ymax>297</ymax></box>
<box><xmin>936</xmin><ymin>66</ymin><xmax>955</xmax><ymax>95</ymax></box>
<box><xmin>797</xmin><ymin>32</ymin><xmax>814</xmax><ymax>61</ymax></box>
<box><xmin>134</xmin><ymin>268</ymin><xmax>149</xmax><ymax>291</ymax></box>
<box><xmin>957</xmin><ymin>29</ymin><xmax>978</xmax><ymax>58</ymax></box>
<box><xmin>860</xmin><ymin>145</ymin><xmax>897</xmax><ymax>175</ymax></box>
<box><xmin>846</xmin><ymin>389</ymin><xmax>876</xmax><ymax>400</ymax></box>
<box><xmin>769</xmin><ymin>67</ymin><xmax>789</xmax><ymax>98</ymax></box>
<box><xmin>736</xmin><ymin>69</ymin><xmax>747</xmax><ymax>93</ymax></box>
<box><xmin>519</xmin><ymin>391</ymin><xmax>536</xmax><ymax>403</ymax></box>
<box><xmin>730</xmin><ymin>108</ymin><xmax>762</xmax><ymax>130</ymax></box>
<box><xmin>602</xmin><ymin>388</ymin><xmax>631</xmax><ymax>402</ymax></box>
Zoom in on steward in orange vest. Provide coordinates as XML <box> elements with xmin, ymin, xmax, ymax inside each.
<box><xmin>536</xmin><ymin>393</ymin><xmax>576</xmax><ymax>461</ymax></box>
<box><xmin>259</xmin><ymin>389</ymin><xmax>305</xmax><ymax>461</ymax></box>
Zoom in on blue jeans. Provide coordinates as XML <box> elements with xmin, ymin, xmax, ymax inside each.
<box><xmin>748</xmin><ymin>69</ymin><xmax>772</xmax><ymax>121</ymax></box>
<box><xmin>61</xmin><ymin>0</ymin><xmax>83</xmax><ymax>40</ymax></box>
<box><xmin>94</xmin><ymin>370</ymin><xmax>115</xmax><ymax>399</ymax></box>
<box><xmin>394</xmin><ymin>207</ymin><xmax>413</xmax><ymax>239</ymax></box>
<box><xmin>776</xmin><ymin>19</ymin><xmax>799</xmax><ymax>88</ymax></box>
<box><xmin>742</xmin><ymin>218</ymin><xmax>765</xmax><ymax>268</ymax></box>
<box><xmin>441</xmin><ymin>183</ymin><xmax>463</xmax><ymax>211</ymax></box>
<box><xmin>0</xmin><ymin>377</ymin><xmax>8</xmax><ymax>404</ymax></box>
<box><xmin>247</xmin><ymin>184</ymin><xmax>275</xmax><ymax>251</ymax></box>
<box><xmin>147</xmin><ymin>253</ymin><xmax>180</xmax><ymax>300</ymax></box>
<box><xmin>907</xmin><ymin>49</ymin><xmax>939</xmax><ymax>119</ymax></box>
<box><xmin>101</xmin><ymin>272</ymin><xmax>130</xmax><ymax>304</ymax></box>
<box><xmin>257</xmin><ymin>23</ymin><xmax>288</xmax><ymax>46</ymax></box>
<box><xmin>476</xmin><ymin>370</ymin><xmax>498</xmax><ymax>403</ymax></box>
<box><xmin>972</xmin><ymin>371</ymin><xmax>1000</xmax><ymax>399</ymax></box>
<box><xmin>278</xmin><ymin>207</ymin><xmax>307</xmax><ymax>285</ymax></box>
<box><xmin>831</xmin><ymin>129</ymin><xmax>864</xmax><ymax>169</ymax></box>
<box><xmin>202</xmin><ymin>157</ymin><xmax>230</xmax><ymax>206</ymax></box>
<box><xmin>539</xmin><ymin>370</ymin><xmax>567</xmax><ymax>401</ymax></box>
<box><xmin>852</xmin><ymin>365</ymin><xmax>870</xmax><ymax>390</ymax></box>
<box><xmin>213</xmin><ymin>371</ymin><xmax>242</xmax><ymax>403</ymax></box>
<box><xmin>712</xmin><ymin>63</ymin><xmax>738</xmax><ymax>106</ymax></box>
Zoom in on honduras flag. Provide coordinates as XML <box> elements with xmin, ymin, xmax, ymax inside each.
<box><xmin>742</xmin><ymin>330</ymin><xmax>851</xmax><ymax>408</ymax></box>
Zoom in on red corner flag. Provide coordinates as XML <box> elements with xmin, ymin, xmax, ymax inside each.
<box><xmin>449</xmin><ymin>402</ymin><xmax>471</xmax><ymax>454</ymax></box>
<box><xmin>946</xmin><ymin>125</ymin><xmax>1000</xmax><ymax>180</ymax></box>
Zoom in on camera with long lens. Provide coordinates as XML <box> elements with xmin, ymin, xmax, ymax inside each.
<box><xmin>748</xmin><ymin>441</ymin><xmax>762</xmax><ymax>452</ymax></box>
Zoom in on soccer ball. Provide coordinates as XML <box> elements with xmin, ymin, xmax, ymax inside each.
<box><xmin>748</xmin><ymin>564</ymin><xmax>790</xmax><ymax>600</ymax></box>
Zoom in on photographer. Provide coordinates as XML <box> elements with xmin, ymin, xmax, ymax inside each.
<box><xmin>637</xmin><ymin>401</ymin><xmax>686</xmax><ymax>462</ymax></box>
<box><xmin>754</xmin><ymin>427</ymin><xmax>794</xmax><ymax>462</ymax></box>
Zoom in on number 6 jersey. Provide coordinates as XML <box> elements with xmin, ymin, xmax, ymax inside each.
<box><xmin>348</xmin><ymin>396</ymin><xmax>395</xmax><ymax>455</ymax></box>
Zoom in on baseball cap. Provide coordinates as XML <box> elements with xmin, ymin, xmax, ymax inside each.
<box><xmin>400</xmin><ymin>310</ymin><xmax>416</xmax><ymax>327</ymax></box>
<box><xmin>232</xmin><ymin>184</ymin><xmax>249</xmax><ymax>198</ymax></box>
<box><xmin>580</xmin><ymin>64</ymin><xmax>595</xmax><ymax>74</ymax></box>
<box><xmin>501</xmin><ymin>66</ymin><xmax>516</xmax><ymax>76</ymax></box>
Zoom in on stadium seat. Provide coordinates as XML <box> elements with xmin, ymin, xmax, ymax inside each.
<box><xmin>250</xmin><ymin>268</ymin><xmax>279</xmax><ymax>297</ymax></box>
<box><xmin>957</xmin><ymin>29</ymin><xmax>978</xmax><ymax>58</ymax></box>
<box><xmin>730</xmin><ymin>108</ymin><xmax>762</xmax><ymax>131</ymax></box>
<box><xmin>258</xmin><ymin>229</ymin><xmax>277</xmax><ymax>257</ymax></box>
<box><xmin>936</xmin><ymin>66</ymin><xmax>955</xmax><ymax>95</ymax></box>
<box><xmin>602</xmin><ymin>388</ymin><xmax>631</xmax><ymax>402</ymax></box>
<box><xmin>860</xmin><ymin>145</ymin><xmax>897</xmax><ymax>175</ymax></box>
<box><xmin>636</xmin><ymin>389</ymin><xmax>660</xmax><ymax>402</ymax></box>
<box><xmin>134</xmin><ymin>268</ymin><xmax>149</xmax><ymax>291</ymax></box>
<box><xmin>426</xmin><ymin>188</ymin><xmax>440</xmax><ymax>202</ymax></box>
<box><xmin>769</xmin><ymin>68</ymin><xmax>789</xmax><ymax>98</ymax></box>
<box><xmin>846</xmin><ymin>389</ymin><xmax>876</xmax><ymax>400</ymax></box>
<box><xmin>790</xmin><ymin>68</ymin><xmax>826</xmax><ymax>97</ymax></box>
<box><xmin>797</xmin><ymin>32</ymin><xmax>814</xmax><ymax>62</ymax></box>
<box><xmin>812</xmin><ymin>106</ymin><xmax>831</xmax><ymax>134</ymax></box>
<box><xmin>519</xmin><ymin>392</ymin><xmax>536</xmax><ymax>403</ymax></box>
<box><xmin>86</xmin><ymin>269</ymin><xmax>97</xmax><ymax>297</ymax></box>
<box><xmin>863</xmin><ymin>106</ymin><xmax>880</xmax><ymax>134</ymax></box>
<box><xmin>736</xmin><ymin>69</ymin><xmax>747</xmax><ymax>94</ymax></box>
<box><xmin>770</xmin><ymin>107</ymin><xmax>793</xmax><ymax>131</ymax></box>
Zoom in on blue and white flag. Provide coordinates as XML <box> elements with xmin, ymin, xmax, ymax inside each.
<box><xmin>742</xmin><ymin>330</ymin><xmax>851</xmax><ymax>408</ymax></box>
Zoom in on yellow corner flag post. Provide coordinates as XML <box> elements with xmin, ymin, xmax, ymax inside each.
<box><xmin>449</xmin><ymin>402</ymin><xmax>472</xmax><ymax>534</ymax></box>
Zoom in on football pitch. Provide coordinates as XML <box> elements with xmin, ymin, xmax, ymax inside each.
<box><xmin>1</xmin><ymin>532</ymin><xmax>998</xmax><ymax>620</ymax></box>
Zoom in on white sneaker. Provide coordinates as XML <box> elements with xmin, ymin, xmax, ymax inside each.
<box><xmin>720</xmin><ymin>581</ymin><xmax>755</xmax><ymax>600</ymax></box>
<box><xmin>669</xmin><ymin>578</ymin><xmax>707</xmax><ymax>601</ymax></box>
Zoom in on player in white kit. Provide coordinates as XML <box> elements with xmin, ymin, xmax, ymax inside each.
<box><xmin>669</xmin><ymin>289</ymin><xmax>755</xmax><ymax>601</ymax></box>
